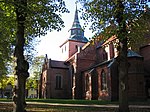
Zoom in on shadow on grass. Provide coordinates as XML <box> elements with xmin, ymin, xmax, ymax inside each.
<box><xmin>0</xmin><ymin>101</ymin><xmax>150</xmax><ymax>112</ymax></box>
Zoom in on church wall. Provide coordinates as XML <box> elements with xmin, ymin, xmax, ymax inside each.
<box><xmin>46</xmin><ymin>67</ymin><xmax>71</xmax><ymax>99</ymax></box>
<box><xmin>82</xmin><ymin>72</ymin><xmax>92</xmax><ymax>100</ymax></box>
<box><xmin>74</xmin><ymin>59</ymin><xmax>96</xmax><ymax>99</ymax></box>
<box><xmin>96</xmin><ymin>66</ymin><xmax>111</xmax><ymax>100</ymax></box>
<box><xmin>140</xmin><ymin>45</ymin><xmax>150</xmax><ymax>98</ymax></box>
<box><xmin>91</xmin><ymin>70</ymin><xmax>99</xmax><ymax>100</ymax></box>
<box><xmin>128</xmin><ymin>74</ymin><xmax>146</xmax><ymax>100</ymax></box>
<box><xmin>96</xmin><ymin>47</ymin><xmax>108</xmax><ymax>63</ymax></box>
<box><xmin>69</xmin><ymin>40</ymin><xmax>86</xmax><ymax>58</ymax></box>
<box><xmin>79</xmin><ymin>42</ymin><xmax>114</xmax><ymax>100</ymax></box>
<box><xmin>128</xmin><ymin>57</ymin><xmax>146</xmax><ymax>100</ymax></box>
<box><xmin>79</xmin><ymin>41</ymin><xmax>147</xmax><ymax>101</ymax></box>
<box><xmin>73</xmin><ymin>45</ymin><xmax>97</xmax><ymax>99</ymax></box>
<box><xmin>60</xmin><ymin>41</ymin><xmax>69</xmax><ymax>61</ymax></box>
<box><xmin>110</xmin><ymin>62</ymin><xmax>119</xmax><ymax>101</ymax></box>
<box><xmin>40</xmin><ymin>69</ymin><xmax>47</xmax><ymax>98</ymax></box>
<box><xmin>140</xmin><ymin>45</ymin><xmax>150</xmax><ymax>73</ymax></box>
<box><xmin>82</xmin><ymin>63</ymin><xmax>112</xmax><ymax>100</ymax></box>
<box><xmin>140</xmin><ymin>45</ymin><xmax>150</xmax><ymax>61</ymax></box>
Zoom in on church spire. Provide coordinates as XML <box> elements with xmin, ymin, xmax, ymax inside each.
<box><xmin>69</xmin><ymin>4</ymin><xmax>88</xmax><ymax>42</ymax></box>
<box><xmin>71</xmin><ymin>3</ymin><xmax>81</xmax><ymax>29</ymax></box>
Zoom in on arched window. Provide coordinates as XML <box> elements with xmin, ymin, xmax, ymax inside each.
<box><xmin>101</xmin><ymin>70</ymin><xmax>107</xmax><ymax>90</ymax></box>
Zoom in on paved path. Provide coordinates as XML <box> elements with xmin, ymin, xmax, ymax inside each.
<box><xmin>26</xmin><ymin>102</ymin><xmax>150</xmax><ymax>109</ymax></box>
<box><xmin>0</xmin><ymin>101</ymin><xmax>150</xmax><ymax>109</ymax></box>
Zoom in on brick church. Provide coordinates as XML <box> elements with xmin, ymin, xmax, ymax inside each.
<box><xmin>39</xmin><ymin>7</ymin><xmax>150</xmax><ymax>101</ymax></box>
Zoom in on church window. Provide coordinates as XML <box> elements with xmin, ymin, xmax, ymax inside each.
<box><xmin>77</xmin><ymin>30</ymin><xmax>80</xmax><ymax>34</ymax></box>
<box><xmin>43</xmin><ymin>77</ymin><xmax>45</xmax><ymax>83</ymax></box>
<box><xmin>85</xmin><ymin>75</ymin><xmax>89</xmax><ymax>91</ymax></box>
<box><xmin>56</xmin><ymin>75</ymin><xmax>62</xmax><ymax>89</ymax></box>
<box><xmin>101</xmin><ymin>70</ymin><xmax>107</xmax><ymax>90</ymax></box>
<box><xmin>62</xmin><ymin>48</ymin><xmax>63</xmax><ymax>53</ymax></box>
<box><xmin>65</xmin><ymin>45</ymin><xmax>66</xmax><ymax>51</ymax></box>
<box><xmin>71</xmin><ymin>30</ymin><xmax>74</xmax><ymax>35</ymax></box>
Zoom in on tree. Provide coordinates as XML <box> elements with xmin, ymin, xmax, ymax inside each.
<box><xmin>26</xmin><ymin>76</ymin><xmax>38</xmax><ymax>98</ymax></box>
<box><xmin>26</xmin><ymin>77</ymin><xmax>37</xmax><ymax>90</ymax></box>
<box><xmin>29</xmin><ymin>55</ymin><xmax>45</xmax><ymax>79</ymax></box>
<box><xmin>0</xmin><ymin>0</ymin><xmax>68</xmax><ymax>112</ymax></box>
<box><xmin>0</xmin><ymin>5</ymin><xmax>15</xmax><ymax>75</ymax></box>
<box><xmin>128</xmin><ymin>7</ymin><xmax>150</xmax><ymax>51</ymax></box>
<box><xmin>0</xmin><ymin>75</ymin><xmax>15</xmax><ymax>98</ymax></box>
<box><xmin>80</xmin><ymin>0</ymin><xmax>149</xmax><ymax>112</ymax></box>
<box><xmin>27</xmin><ymin>55</ymin><xmax>45</xmax><ymax>98</ymax></box>
<box><xmin>0</xmin><ymin>75</ymin><xmax>8</xmax><ymax>98</ymax></box>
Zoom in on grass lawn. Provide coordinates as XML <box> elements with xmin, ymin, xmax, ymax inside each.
<box><xmin>0</xmin><ymin>98</ymin><xmax>116</xmax><ymax>104</ymax></box>
<box><xmin>0</xmin><ymin>102</ymin><xmax>117</xmax><ymax>112</ymax></box>
<box><xmin>0</xmin><ymin>98</ymin><xmax>149</xmax><ymax>112</ymax></box>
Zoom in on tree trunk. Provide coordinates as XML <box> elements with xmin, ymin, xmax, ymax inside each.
<box><xmin>118</xmin><ymin>39</ymin><xmax>129</xmax><ymax>112</ymax></box>
<box><xmin>115</xmin><ymin>0</ymin><xmax>129</xmax><ymax>112</ymax></box>
<box><xmin>1</xmin><ymin>88</ymin><xmax>4</xmax><ymax>98</ymax></box>
<box><xmin>13</xmin><ymin>0</ymin><xmax>29</xmax><ymax>112</ymax></box>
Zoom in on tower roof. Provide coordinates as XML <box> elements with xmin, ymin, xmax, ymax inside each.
<box><xmin>69</xmin><ymin>5</ymin><xmax>88</xmax><ymax>43</ymax></box>
<box><xmin>71</xmin><ymin>5</ymin><xmax>81</xmax><ymax>29</ymax></box>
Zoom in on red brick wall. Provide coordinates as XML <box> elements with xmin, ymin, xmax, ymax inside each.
<box><xmin>128</xmin><ymin>57</ymin><xmax>146</xmax><ymax>100</ymax></box>
<box><xmin>40</xmin><ymin>69</ymin><xmax>48</xmax><ymax>98</ymax></box>
<box><xmin>140</xmin><ymin>45</ymin><xmax>150</xmax><ymax>61</ymax></box>
<box><xmin>74</xmin><ymin>45</ymin><xmax>97</xmax><ymax>99</ymax></box>
<box><xmin>140</xmin><ymin>45</ymin><xmax>150</xmax><ymax>73</ymax></box>
<box><xmin>69</xmin><ymin>40</ymin><xmax>86</xmax><ymax>58</ymax></box>
<box><xmin>109</xmin><ymin>43</ymin><xmax>115</xmax><ymax>59</ymax></box>
<box><xmin>110</xmin><ymin>62</ymin><xmax>119</xmax><ymax>101</ymax></box>
<box><xmin>128</xmin><ymin>74</ymin><xmax>146</xmax><ymax>100</ymax></box>
<box><xmin>96</xmin><ymin>47</ymin><xmax>108</xmax><ymax>63</ymax></box>
<box><xmin>46</xmin><ymin>67</ymin><xmax>71</xmax><ymax>99</ymax></box>
<box><xmin>96</xmin><ymin>66</ymin><xmax>110</xmax><ymax>100</ymax></box>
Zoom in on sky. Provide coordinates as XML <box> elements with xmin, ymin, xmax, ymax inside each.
<box><xmin>35</xmin><ymin>0</ymin><xmax>93</xmax><ymax>60</ymax></box>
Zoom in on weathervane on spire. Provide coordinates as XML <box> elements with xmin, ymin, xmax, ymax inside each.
<box><xmin>75</xmin><ymin>0</ymin><xmax>78</xmax><ymax>5</ymax></box>
<box><xmin>75</xmin><ymin>0</ymin><xmax>79</xmax><ymax>13</ymax></box>
<box><xmin>75</xmin><ymin>0</ymin><xmax>78</xmax><ymax>9</ymax></box>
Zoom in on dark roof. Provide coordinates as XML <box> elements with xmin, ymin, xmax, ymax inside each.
<box><xmin>69</xmin><ymin>35</ymin><xmax>88</xmax><ymax>42</ymax></box>
<box><xmin>82</xmin><ymin>59</ymin><xmax>113</xmax><ymax>72</ymax></box>
<box><xmin>49</xmin><ymin>60</ymin><xmax>68</xmax><ymax>69</ymax></box>
<box><xmin>127</xmin><ymin>49</ymin><xmax>143</xmax><ymax>58</ymax></box>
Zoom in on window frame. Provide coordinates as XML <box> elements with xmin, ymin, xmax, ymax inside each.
<box><xmin>55</xmin><ymin>75</ymin><xmax>63</xmax><ymax>90</ymax></box>
<box><xmin>101</xmin><ymin>70</ymin><xmax>107</xmax><ymax>91</ymax></box>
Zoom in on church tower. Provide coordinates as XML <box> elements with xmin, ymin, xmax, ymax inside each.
<box><xmin>60</xmin><ymin>6</ymin><xmax>88</xmax><ymax>61</ymax></box>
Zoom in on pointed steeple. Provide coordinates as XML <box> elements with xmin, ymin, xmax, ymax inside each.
<box><xmin>69</xmin><ymin>4</ymin><xmax>88</xmax><ymax>42</ymax></box>
<box><xmin>71</xmin><ymin>5</ymin><xmax>81</xmax><ymax>29</ymax></box>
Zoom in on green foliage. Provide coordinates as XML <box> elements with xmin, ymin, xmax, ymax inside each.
<box><xmin>26</xmin><ymin>55</ymin><xmax>45</xmax><ymax>90</ymax></box>
<box><xmin>80</xmin><ymin>0</ymin><xmax>150</xmax><ymax>46</ymax></box>
<box><xmin>29</xmin><ymin>55</ymin><xmax>45</xmax><ymax>78</ymax></box>
<box><xmin>128</xmin><ymin>8</ymin><xmax>150</xmax><ymax>51</ymax></box>
<box><xmin>26</xmin><ymin>77</ymin><xmax>38</xmax><ymax>90</ymax></box>
<box><xmin>25</xmin><ymin>0</ymin><xmax>69</xmax><ymax>37</ymax></box>
<box><xmin>0</xmin><ymin>0</ymin><xmax>69</xmax><ymax>75</ymax></box>
<box><xmin>0</xmin><ymin>2</ymin><xmax>15</xmax><ymax>74</ymax></box>
<box><xmin>0</xmin><ymin>75</ymin><xmax>15</xmax><ymax>89</ymax></box>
